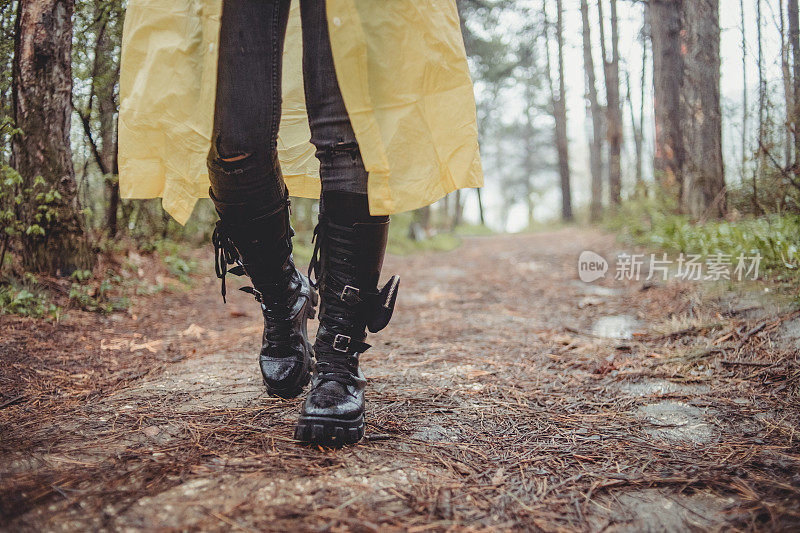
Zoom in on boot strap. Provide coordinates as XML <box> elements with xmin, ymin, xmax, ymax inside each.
<box><xmin>317</xmin><ymin>327</ymin><xmax>371</xmax><ymax>354</ymax></box>
<box><xmin>325</xmin><ymin>275</ymin><xmax>399</xmax><ymax>333</ymax></box>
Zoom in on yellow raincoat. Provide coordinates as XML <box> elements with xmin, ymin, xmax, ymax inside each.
<box><xmin>119</xmin><ymin>0</ymin><xmax>483</xmax><ymax>224</ymax></box>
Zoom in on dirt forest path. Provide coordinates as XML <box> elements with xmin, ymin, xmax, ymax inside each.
<box><xmin>2</xmin><ymin>228</ymin><xmax>799</xmax><ymax>531</ymax></box>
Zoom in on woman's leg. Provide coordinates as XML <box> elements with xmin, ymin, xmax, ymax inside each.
<box><xmin>298</xmin><ymin>0</ymin><xmax>369</xmax><ymax>199</ymax></box>
<box><xmin>295</xmin><ymin>0</ymin><xmax>399</xmax><ymax>447</ymax></box>
<box><xmin>208</xmin><ymin>0</ymin><xmax>317</xmax><ymax>399</ymax></box>
<box><xmin>208</xmin><ymin>0</ymin><xmax>289</xmax><ymax>218</ymax></box>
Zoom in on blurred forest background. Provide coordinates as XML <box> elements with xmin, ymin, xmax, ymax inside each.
<box><xmin>1</xmin><ymin>0</ymin><xmax>800</xmax><ymax>315</ymax></box>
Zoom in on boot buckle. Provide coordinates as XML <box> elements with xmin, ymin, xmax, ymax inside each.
<box><xmin>340</xmin><ymin>285</ymin><xmax>360</xmax><ymax>304</ymax></box>
<box><xmin>332</xmin><ymin>334</ymin><xmax>351</xmax><ymax>352</ymax></box>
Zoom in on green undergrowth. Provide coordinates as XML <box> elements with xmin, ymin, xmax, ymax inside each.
<box><xmin>607</xmin><ymin>197</ymin><xmax>800</xmax><ymax>287</ymax></box>
<box><xmin>0</xmin><ymin>275</ymin><xmax>60</xmax><ymax>320</ymax></box>
<box><xmin>145</xmin><ymin>240</ymin><xmax>199</xmax><ymax>285</ymax></box>
<box><xmin>388</xmin><ymin>212</ymin><xmax>464</xmax><ymax>255</ymax></box>
<box><xmin>387</xmin><ymin>231</ymin><xmax>462</xmax><ymax>256</ymax></box>
<box><xmin>1</xmin><ymin>238</ymin><xmax>199</xmax><ymax>319</ymax></box>
<box><xmin>453</xmin><ymin>223</ymin><xmax>495</xmax><ymax>237</ymax></box>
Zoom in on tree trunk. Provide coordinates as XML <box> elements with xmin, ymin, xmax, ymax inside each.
<box><xmin>740</xmin><ymin>0</ymin><xmax>748</xmax><ymax>181</ymax></box>
<box><xmin>781</xmin><ymin>0</ymin><xmax>793</xmax><ymax>168</ymax></box>
<box><xmin>608</xmin><ymin>0</ymin><xmax>622</xmax><ymax>205</ymax></box>
<box><xmin>580</xmin><ymin>0</ymin><xmax>604</xmax><ymax>222</ymax></box>
<box><xmin>680</xmin><ymin>0</ymin><xmax>725</xmax><ymax>218</ymax></box>
<box><xmin>789</xmin><ymin>0</ymin><xmax>800</xmax><ymax>164</ymax></box>
<box><xmin>12</xmin><ymin>0</ymin><xmax>92</xmax><ymax>274</ymax></box>
<box><xmin>409</xmin><ymin>205</ymin><xmax>430</xmax><ymax>241</ymax></box>
<box><xmin>475</xmin><ymin>188</ymin><xmax>485</xmax><ymax>226</ymax></box>
<box><xmin>639</xmin><ymin>35</ymin><xmax>647</xmax><ymax>194</ymax></box>
<box><xmin>0</xmin><ymin>7</ymin><xmax>13</xmax><ymax>155</ymax></box>
<box><xmin>755</xmin><ymin>0</ymin><xmax>764</xmax><ymax>214</ymax></box>
<box><xmin>93</xmin><ymin>1</ymin><xmax>119</xmax><ymax>236</ymax></box>
<box><xmin>598</xmin><ymin>0</ymin><xmax>623</xmax><ymax>206</ymax></box>
<box><xmin>649</xmin><ymin>0</ymin><xmax>684</xmax><ymax>195</ymax></box>
<box><xmin>452</xmin><ymin>189</ymin><xmax>462</xmax><ymax>230</ymax></box>
<box><xmin>525</xmin><ymin>162</ymin><xmax>535</xmax><ymax>228</ymax></box>
<box><xmin>108</xmin><ymin>124</ymin><xmax>120</xmax><ymax>236</ymax></box>
<box><xmin>554</xmin><ymin>0</ymin><xmax>572</xmax><ymax>221</ymax></box>
<box><xmin>649</xmin><ymin>0</ymin><xmax>725</xmax><ymax>218</ymax></box>
<box><xmin>627</xmin><ymin>24</ymin><xmax>647</xmax><ymax>198</ymax></box>
<box><xmin>442</xmin><ymin>193</ymin><xmax>450</xmax><ymax>229</ymax></box>
<box><xmin>627</xmin><ymin>69</ymin><xmax>644</xmax><ymax>196</ymax></box>
<box><xmin>542</xmin><ymin>0</ymin><xmax>572</xmax><ymax>221</ymax></box>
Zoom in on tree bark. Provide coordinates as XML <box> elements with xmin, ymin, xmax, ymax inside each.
<box><xmin>580</xmin><ymin>0</ymin><xmax>604</xmax><ymax>222</ymax></box>
<box><xmin>598</xmin><ymin>0</ymin><xmax>623</xmax><ymax>206</ymax></box>
<box><xmin>679</xmin><ymin>0</ymin><xmax>725</xmax><ymax>218</ymax></box>
<box><xmin>649</xmin><ymin>0</ymin><xmax>683</xmax><ymax>194</ymax></box>
<box><xmin>789</xmin><ymin>0</ymin><xmax>800</xmax><ymax>164</ymax></box>
<box><xmin>554</xmin><ymin>0</ymin><xmax>572</xmax><ymax>221</ymax></box>
<box><xmin>12</xmin><ymin>0</ymin><xmax>92</xmax><ymax>274</ymax></box>
<box><xmin>781</xmin><ymin>0</ymin><xmax>793</xmax><ymax>167</ymax></box>
<box><xmin>741</xmin><ymin>0</ymin><xmax>748</xmax><ymax>181</ymax></box>
<box><xmin>649</xmin><ymin>0</ymin><xmax>725</xmax><ymax>218</ymax></box>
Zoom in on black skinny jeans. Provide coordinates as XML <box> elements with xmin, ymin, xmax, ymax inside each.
<box><xmin>207</xmin><ymin>0</ymin><xmax>369</xmax><ymax>220</ymax></box>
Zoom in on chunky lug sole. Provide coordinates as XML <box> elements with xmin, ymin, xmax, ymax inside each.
<box><xmin>261</xmin><ymin>288</ymin><xmax>319</xmax><ymax>399</ymax></box>
<box><xmin>294</xmin><ymin>413</ymin><xmax>365</xmax><ymax>447</ymax></box>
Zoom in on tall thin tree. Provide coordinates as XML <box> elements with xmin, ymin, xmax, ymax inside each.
<box><xmin>631</xmin><ymin>18</ymin><xmax>648</xmax><ymax>197</ymax></box>
<box><xmin>581</xmin><ymin>0</ymin><xmax>604</xmax><ymax>222</ymax></box>
<box><xmin>788</xmin><ymin>0</ymin><xmax>800</xmax><ymax>164</ymax></box>
<box><xmin>755</xmin><ymin>0</ymin><xmax>765</xmax><ymax>214</ymax></box>
<box><xmin>781</xmin><ymin>0</ymin><xmax>793</xmax><ymax>167</ymax></box>
<box><xmin>551</xmin><ymin>0</ymin><xmax>572</xmax><ymax>221</ymax></box>
<box><xmin>75</xmin><ymin>0</ymin><xmax>121</xmax><ymax>235</ymax></box>
<box><xmin>598</xmin><ymin>0</ymin><xmax>623</xmax><ymax>206</ymax></box>
<box><xmin>740</xmin><ymin>0</ymin><xmax>748</xmax><ymax>181</ymax></box>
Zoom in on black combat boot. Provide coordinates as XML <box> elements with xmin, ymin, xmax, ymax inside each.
<box><xmin>294</xmin><ymin>192</ymin><xmax>399</xmax><ymax>447</ymax></box>
<box><xmin>211</xmin><ymin>192</ymin><xmax>318</xmax><ymax>399</ymax></box>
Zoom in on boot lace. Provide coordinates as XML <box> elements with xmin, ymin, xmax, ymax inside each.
<box><xmin>314</xmin><ymin>348</ymin><xmax>359</xmax><ymax>386</ymax></box>
<box><xmin>242</xmin><ymin>268</ymin><xmax>298</xmax><ymax>352</ymax></box>
<box><xmin>212</xmin><ymin>220</ymin><xmax>245</xmax><ymax>303</ymax></box>
<box><xmin>308</xmin><ymin>217</ymin><xmax>365</xmax><ymax>386</ymax></box>
<box><xmin>213</xmin><ymin>221</ymin><xmax>298</xmax><ymax>353</ymax></box>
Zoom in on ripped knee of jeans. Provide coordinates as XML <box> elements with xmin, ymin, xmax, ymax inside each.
<box><xmin>208</xmin><ymin>135</ymin><xmax>263</xmax><ymax>175</ymax></box>
<box><xmin>219</xmin><ymin>151</ymin><xmax>251</xmax><ymax>163</ymax></box>
<box><xmin>316</xmin><ymin>140</ymin><xmax>361</xmax><ymax>163</ymax></box>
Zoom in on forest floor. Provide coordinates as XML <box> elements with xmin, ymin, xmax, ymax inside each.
<box><xmin>1</xmin><ymin>228</ymin><xmax>799</xmax><ymax>532</ymax></box>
